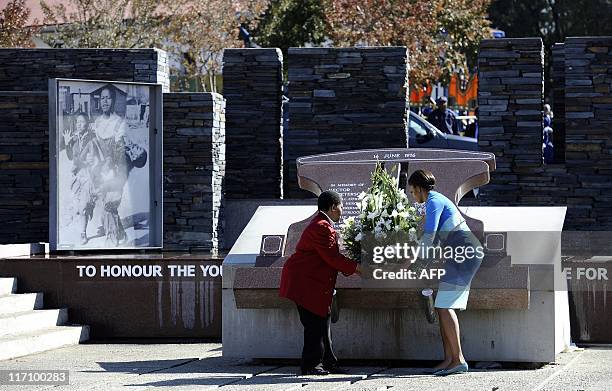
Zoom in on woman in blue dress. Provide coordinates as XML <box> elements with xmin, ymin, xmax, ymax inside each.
<box><xmin>408</xmin><ymin>169</ymin><xmax>483</xmax><ymax>376</ymax></box>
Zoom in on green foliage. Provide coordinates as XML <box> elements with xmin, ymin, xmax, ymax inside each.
<box><xmin>252</xmin><ymin>0</ymin><xmax>327</xmax><ymax>53</ymax></box>
<box><xmin>38</xmin><ymin>0</ymin><xmax>164</xmax><ymax>49</ymax></box>
<box><xmin>489</xmin><ymin>0</ymin><xmax>612</xmax><ymax>42</ymax></box>
<box><xmin>37</xmin><ymin>0</ymin><xmax>269</xmax><ymax>92</ymax></box>
<box><xmin>489</xmin><ymin>0</ymin><xmax>612</xmax><ymax>100</ymax></box>
<box><xmin>326</xmin><ymin>0</ymin><xmax>491</xmax><ymax>87</ymax></box>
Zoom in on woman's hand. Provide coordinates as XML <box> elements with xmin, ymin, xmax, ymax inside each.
<box><xmin>341</xmin><ymin>263</ymin><xmax>362</xmax><ymax>277</ymax></box>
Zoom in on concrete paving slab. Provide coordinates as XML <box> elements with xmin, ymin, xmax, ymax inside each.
<box><xmin>1</xmin><ymin>343</ymin><xmax>221</xmax><ymax>369</ymax></box>
<box><xmin>533</xmin><ymin>347</ymin><xmax>612</xmax><ymax>391</ymax></box>
<box><xmin>219</xmin><ymin>366</ymin><xmax>314</xmax><ymax>391</ymax></box>
<box><xmin>297</xmin><ymin>366</ymin><xmax>385</xmax><ymax>390</ymax></box>
<box><xmin>0</xmin><ymin>343</ymin><xmax>222</xmax><ymax>391</ymax></box>
<box><xmin>343</xmin><ymin>349</ymin><xmax>586</xmax><ymax>391</ymax></box>
<box><xmin>0</xmin><ymin>343</ymin><xmax>610</xmax><ymax>391</ymax></box>
<box><xmin>125</xmin><ymin>356</ymin><xmax>280</xmax><ymax>389</ymax></box>
<box><xmin>221</xmin><ymin>366</ymin><xmax>386</xmax><ymax>391</ymax></box>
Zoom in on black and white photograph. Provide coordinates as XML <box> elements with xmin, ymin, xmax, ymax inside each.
<box><xmin>50</xmin><ymin>79</ymin><xmax>162</xmax><ymax>250</ymax></box>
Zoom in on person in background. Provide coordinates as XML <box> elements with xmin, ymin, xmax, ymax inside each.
<box><xmin>421</xmin><ymin>96</ymin><xmax>436</xmax><ymax>118</ymax></box>
<box><xmin>427</xmin><ymin>96</ymin><xmax>459</xmax><ymax>135</ymax></box>
<box><xmin>543</xmin><ymin>104</ymin><xmax>553</xmax><ymax>128</ymax></box>
<box><xmin>543</xmin><ymin>104</ymin><xmax>554</xmax><ymax>163</ymax></box>
<box><xmin>93</xmin><ymin>86</ymin><xmax>128</xmax><ymax>246</ymax></box>
<box><xmin>63</xmin><ymin>112</ymin><xmax>99</xmax><ymax>245</ymax></box>
<box><xmin>464</xmin><ymin>107</ymin><xmax>479</xmax><ymax>139</ymax></box>
<box><xmin>279</xmin><ymin>191</ymin><xmax>361</xmax><ymax>376</ymax></box>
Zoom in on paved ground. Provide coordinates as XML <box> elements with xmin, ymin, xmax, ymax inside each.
<box><xmin>0</xmin><ymin>343</ymin><xmax>610</xmax><ymax>390</ymax></box>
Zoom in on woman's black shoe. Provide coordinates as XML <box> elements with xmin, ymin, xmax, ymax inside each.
<box><xmin>301</xmin><ymin>367</ymin><xmax>329</xmax><ymax>376</ymax></box>
<box><xmin>323</xmin><ymin>366</ymin><xmax>349</xmax><ymax>374</ymax></box>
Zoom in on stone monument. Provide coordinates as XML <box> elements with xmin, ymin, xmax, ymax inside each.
<box><xmin>223</xmin><ymin>148</ymin><xmax>571</xmax><ymax>362</ymax></box>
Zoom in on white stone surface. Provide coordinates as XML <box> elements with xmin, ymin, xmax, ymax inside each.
<box><xmin>225</xmin><ymin>205</ymin><xmax>317</xmax><ymax>266</ymax></box>
<box><xmin>0</xmin><ymin>293</ymin><xmax>43</xmax><ymax>314</ymax></box>
<box><xmin>0</xmin><ymin>243</ymin><xmax>48</xmax><ymax>258</ymax></box>
<box><xmin>223</xmin><ymin>206</ymin><xmax>572</xmax><ymax>362</ymax></box>
<box><xmin>461</xmin><ymin>206</ymin><xmax>566</xmax><ymax>266</ymax></box>
<box><xmin>0</xmin><ymin>325</ymin><xmax>89</xmax><ymax>361</ymax></box>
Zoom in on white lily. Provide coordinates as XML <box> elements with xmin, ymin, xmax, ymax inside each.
<box><xmin>375</xmin><ymin>194</ymin><xmax>384</xmax><ymax>209</ymax></box>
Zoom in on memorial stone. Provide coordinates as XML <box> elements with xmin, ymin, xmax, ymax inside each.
<box><xmin>223</xmin><ymin>148</ymin><xmax>570</xmax><ymax>363</ymax></box>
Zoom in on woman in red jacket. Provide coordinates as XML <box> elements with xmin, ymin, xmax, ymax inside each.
<box><xmin>279</xmin><ymin>191</ymin><xmax>361</xmax><ymax>376</ymax></box>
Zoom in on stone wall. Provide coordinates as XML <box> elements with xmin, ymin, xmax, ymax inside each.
<box><xmin>477</xmin><ymin>38</ymin><xmax>544</xmax><ymax>186</ymax></box>
<box><xmin>222</xmin><ymin>48</ymin><xmax>283</xmax><ymax>199</ymax></box>
<box><xmin>285</xmin><ymin>47</ymin><xmax>409</xmax><ymax>198</ymax></box>
<box><xmin>563</xmin><ymin>37</ymin><xmax>612</xmax><ymax>229</ymax></box>
<box><xmin>163</xmin><ymin>93</ymin><xmax>226</xmax><ymax>252</ymax></box>
<box><xmin>0</xmin><ymin>48</ymin><xmax>169</xmax><ymax>244</ymax></box>
<box><xmin>476</xmin><ymin>38</ymin><xmax>572</xmax><ymax>207</ymax></box>
<box><xmin>0</xmin><ymin>49</ymin><xmax>169</xmax><ymax>92</ymax></box>
<box><xmin>0</xmin><ymin>92</ymin><xmax>49</xmax><ymax>243</ymax></box>
<box><xmin>475</xmin><ymin>37</ymin><xmax>612</xmax><ymax>231</ymax></box>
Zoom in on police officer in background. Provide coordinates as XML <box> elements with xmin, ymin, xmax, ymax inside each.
<box><xmin>427</xmin><ymin>96</ymin><xmax>459</xmax><ymax>135</ymax></box>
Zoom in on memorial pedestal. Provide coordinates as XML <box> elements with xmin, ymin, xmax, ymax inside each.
<box><xmin>223</xmin><ymin>205</ymin><xmax>570</xmax><ymax>363</ymax></box>
<box><xmin>223</xmin><ymin>149</ymin><xmax>571</xmax><ymax>363</ymax></box>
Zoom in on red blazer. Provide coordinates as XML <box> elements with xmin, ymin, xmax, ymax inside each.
<box><xmin>279</xmin><ymin>212</ymin><xmax>358</xmax><ymax>317</ymax></box>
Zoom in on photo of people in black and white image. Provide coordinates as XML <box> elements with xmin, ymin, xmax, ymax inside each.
<box><xmin>56</xmin><ymin>80</ymin><xmax>151</xmax><ymax>249</ymax></box>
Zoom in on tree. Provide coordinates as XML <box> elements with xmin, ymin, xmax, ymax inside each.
<box><xmin>0</xmin><ymin>0</ymin><xmax>35</xmax><ymax>48</ymax></box>
<box><xmin>40</xmin><ymin>0</ymin><xmax>163</xmax><ymax>49</ymax></box>
<box><xmin>160</xmin><ymin>0</ymin><xmax>269</xmax><ymax>92</ymax></box>
<box><xmin>489</xmin><ymin>0</ymin><xmax>612</xmax><ymax>45</ymax></box>
<box><xmin>325</xmin><ymin>0</ymin><xmax>491</xmax><ymax>87</ymax></box>
<box><xmin>252</xmin><ymin>0</ymin><xmax>328</xmax><ymax>53</ymax></box>
<box><xmin>39</xmin><ymin>0</ymin><xmax>269</xmax><ymax>92</ymax></box>
<box><xmin>434</xmin><ymin>0</ymin><xmax>491</xmax><ymax>74</ymax></box>
<box><xmin>489</xmin><ymin>0</ymin><xmax>612</xmax><ymax>100</ymax></box>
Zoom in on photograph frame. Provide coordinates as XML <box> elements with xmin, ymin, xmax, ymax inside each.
<box><xmin>49</xmin><ymin>78</ymin><xmax>163</xmax><ymax>251</ymax></box>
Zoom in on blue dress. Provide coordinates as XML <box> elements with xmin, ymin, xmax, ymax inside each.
<box><xmin>419</xmin><ymin>191</ymin><xmax>483</xmax><ymax>310</ymax></box>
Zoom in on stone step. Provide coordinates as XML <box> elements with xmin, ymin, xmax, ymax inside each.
<box><xmin>0</xmin><ymin>293</ymin><xmax>43</xmax><ymax>315</ymax></box>
<box><xmin>0</xmin><ymin>309</ymin><xmax>68</xmax><ymax>337</ymax></box>
<box><xmin>0</xmin><ymin>325</ymin><xmax>90</xmax><ymax>361</ymax></box>
<box><xmin>0</xmin><ymin>243</ymin><xmax>47</xmax><ymax>258</ymax></box>
<box><xmin>0</xmin><ymin>278</ymin><xmax>17</xmax><ymax>295</ymax></box>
